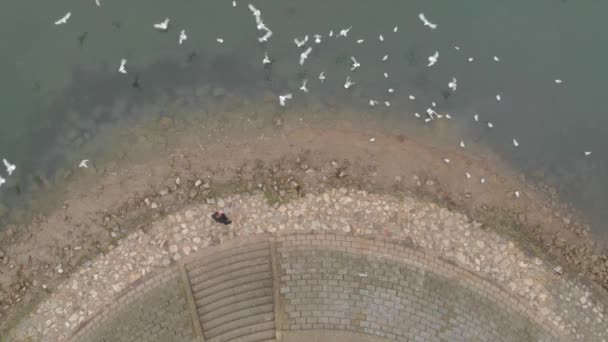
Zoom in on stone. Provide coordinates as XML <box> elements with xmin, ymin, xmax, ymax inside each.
<box><xmin>339</xmin><ymin>197</ymin><xmax>353</xmax><ymax>205</ymax></box>
<box><xmin>195</xmin><ymin>179</ymin><xmax>202</xmax><ymax>187</ymax></box>
<box><xmin>188</xmin><ymin>188</ymin><xmax>198</xmax><ymax>199</ymax></box>
<box><xmin>112</xmin><ymin>282</ymin><xmax>124</xmax><ymax>293</ymax></box>
<box><xmin>69</xmin><ymin>313</ymin><xmax>79</xmax><ymax>322</ymax></box>
<box><xmin>159</xmin><ymin>188</ymin><xmax>170</xmax><ymax>196</ymax></box>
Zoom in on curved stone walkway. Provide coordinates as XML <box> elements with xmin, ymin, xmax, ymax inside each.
<box><xmin>70</xmin><ymin>232</ymin><xmax>557</xmax><ymax>342</ymax></box>
<box><xmin>12</xmin><ymin>189</ymin><xmax>608</xmax><ymax>341</ymax></box>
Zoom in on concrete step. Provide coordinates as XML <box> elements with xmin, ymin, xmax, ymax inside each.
<box><xmin>206</xmin><ymin>321</ymin><xmax>276</xmax><ymax>342</ymax></box>
<box><xmin>203</xmin><ymin>302</ymin><xmax>274</xmax><ymax>331</ymax></box>
<box><xmin>200</xmin><ymin>294</ymin><xmax>273</xmax><ymax>322</ymax></box>
<box><xmin>191</xmin><ymin>265</ymin><xmax>271</xmax><ymax>295</ymax></box>
<box><xmin>204</xmin><ymin>311</ymin><xmax>275</xmax><ymax>339</ymax></box>
<box><xmin>189</xmin><ymin>256</ymin><xmax>270</xmax><ymax>286</ymax></box>
<box><xmin>186</xmin><ymin>241</ymin><xmax>269</xmax><ymax>274</ymax></box>
<box><xmin>187</xmin><ymin>248</ymin><xmax>270</xmax><ymax>280</ymax></box>
<box><xmin>194</xmin><ymin>278</ymin><xmax>273</xmax><ymax>308</ymax></box>
<box><xmin>199</xmin><ymin>288</ymin><xmax>273</xmax><ymax>314</ymax></box>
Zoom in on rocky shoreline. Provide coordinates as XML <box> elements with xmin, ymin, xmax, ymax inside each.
<box><xmin>0</xmin><ymin>115</ymin><xmax>607</xmax><ymax>340</ymax></box>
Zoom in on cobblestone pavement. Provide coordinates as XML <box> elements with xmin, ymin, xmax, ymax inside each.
<box><xmin>11</xmin><ymin>189</ymin><xmax>608</xmax><ymax>341</ymax></box>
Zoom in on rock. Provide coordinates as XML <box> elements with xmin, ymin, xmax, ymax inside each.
<box><xmin>195</xmin><ymin>179</ymin><xmax>202</xmax><ymax>187</ymax></box>
<box><xmin>475</xmin><ymin>240</ymin><xmax>485</xmax><ymax>249</ymax></box>
<box><xmin>175</xmin><ymin>177</ymin><xmax>181</xmax><ymax>185</ymax></box>
<box><xmin>337</xmin><ymin>169</ymin><xmax>347</xmax><ymax>178</ymax></box>
<box><xmin>339</xmin><ymin>197</ymin><xmax>353</xmax><ymax>205</ymax></box>
<box><xmin>188</xmin><ymin>188</ymin><xmax>198</xmax><ymax>199</ymax></box>
<box><xmin>112</xmin><ymin>282</ymin><xmax>125</xmax><ymax>293</ymax></box>
<box><xmin>159</xmin><ymin>188</ymin><xmax>170</xmax><ymax>196</ymax></box>
<box><xmin>0</xmin><ymin>249</ymin><xmax>4</xmax><ymax>258</ymax></box>
<box><xmin>69</xmin><ymin>313</ymin><xmax>79</xmax><ymax>322</ymax></box>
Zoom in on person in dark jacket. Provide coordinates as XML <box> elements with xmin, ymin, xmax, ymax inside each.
<box><xmin>211</xmin><ymin>211</ymin><xmax>232</xmax><ymax>225</ymax></box>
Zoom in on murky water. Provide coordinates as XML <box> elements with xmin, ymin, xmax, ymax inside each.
<box><xmin>0</xmin><ymin>0</ymin><xmax>606</xmax><ymax>237</ymax></box>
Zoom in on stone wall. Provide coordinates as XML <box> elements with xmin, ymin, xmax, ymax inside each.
<box><xmin>70</xmin><ymin>269</ymin><xmax>195</xmax><ymax>342</ymax></box>
<box><xmin>276</xmin><ymin>233</ymin><xmax>558</xmax><ymax>341</ymax></box>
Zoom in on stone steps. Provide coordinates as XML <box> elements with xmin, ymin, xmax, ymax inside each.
<box><xmin>185</xmin><ymin>240</ymin><xmax>276</xmax><ymax>342</ymax></box>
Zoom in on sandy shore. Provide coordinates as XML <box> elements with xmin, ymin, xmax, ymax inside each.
<box><xmin>0</xmin><ymin>101</ymin><xmax>607</xmax><ymax>339</ymax></box>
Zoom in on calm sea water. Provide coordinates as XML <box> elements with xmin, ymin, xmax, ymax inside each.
<box><xmin>0</xmin><ymin>0</ymin><xmax>606</xmax><ymax>237</ymax></box>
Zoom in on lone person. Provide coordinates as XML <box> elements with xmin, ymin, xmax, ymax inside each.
<box><xmin>211</xmin><ymin>211</ymin><xmax>232</xmax><ymax>225</ymax></box>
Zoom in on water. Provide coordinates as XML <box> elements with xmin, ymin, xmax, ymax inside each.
<box><xmin>0</xmin><ymin>0</ymin><xmax>607</xmax><ymax>238</ymax></box>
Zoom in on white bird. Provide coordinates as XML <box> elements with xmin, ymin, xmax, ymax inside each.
<box><xmin>153</xmin><ymin>18</ymin><xmax>170</xmax><ymax>31</ymax></box>
<box><xmin>379</xmin><ymin>34</ymin><xmax>384</xmax><ymax>42</ymax></box>
<box><xmin>414</xmin><ymin>113</ymin><xmax>421</xmax><ymax>118</ymax></box>
<box><xmin>409</xmin><ymin>95</ymin><xmax>416</xmax><ymax>100</ymax></box>
<box><xmin>350</xmin><ymin>56</ymin><xmax>360</xmax><ymax>71</ymax></box>
<box><xmin>445</xmin><ymin>114</ymin><xmax>452</xmax><ymax>119</ymax></box>
<box><xmin>493</xmin><ymin>56</ymin><xmax>500</xmax><ymax>62</ymax></box>
<box><xmin>369</xmin><ymin>100</ymin><xmax>379</xmax><ymax>107</ymax></box>
<box><xmin>513</xmin><ymin>138</ymin><xmax>519</xmax><ymax>147</ymax></box>
<box><xmin>480</xmin><ymin>177</ymin><xmax>486</xmax><ymax>184</ymax></box>
<box><xmin>382</xmin><ymin>55</ymin><xmax>388</xmax><ymax>61</ymax></box>
<box><xmin>474</xmin><ymin>114</ymin><xmax>479</xmax><ymax>122</ymax></box>
<box><xmin>496</xmin><ymin>94</ymin><xmax>501</xmax><ymax>101</ymax></box>
<box><xmin>468</xmin><ymin>57</ymin><xmax>475</xmax><ymax>62</ymax></box>
<box><xmin>279</xmin><ymin>93</ymin><xmax>293</xmax><ymax>106</ymax></box>
<box><xmin>466</xmin><ymin>172</ymin><xmax>471</xmax><ymax>179</ymax></box>
<box><xmin>0</xmin><ymin>175</ymin><xmax>5</xmax><ymax>188</ymax></box>
<box><xmin>448</xmin><ymin>77</ymin><xmax>457</xmax><ymax>91</ymax></box>
<box><xmin>515</xmin><ymin>191</ymin><xmax>520</xmax><ymax>198</ymax></box>
<box><xmin>384</xmin><ymin>101</ymin><xmax>391</xmax><ymax>107</ymax></box>
<box><xmin>248</xmin><ymin>4</ymin><xmax>261</xmax><ymax>17</ymax></box>
<box><xmin>383</xmin><ymin>72</ymin><xmax>389</xmax><ymax>78</ymax></box>
<box><xmin>318</xmin><ymin>71</ymin><xmax>326</xmax><ymax>83</ymax></box>
<box><xmin>555</xmin><ymin>79</ymin><xmax>563</xmax><ymax>84</ymax></box>
<box><xmin>95</xmin><ymin>0</ymin><xmax>101</xmax><ymax>6</ymax></box>
<box><xmin>262</xmin><ymin>52</ymin><xmax>271</xmax><ymax>65</ymax></box>
<box><xmin>338</xmin><ymin>26</ymin><xmax>352</xmax><ymax>37</ymax></box>
<box><xmin>584</xmin><ymin>151</ymin><xmax>592</xmax><ymax>156</ymax></box>
<box><xmin>460</xmin><ymin>140</ymin><xmax>466</xmax><ymax>148</ymax></box>
<box><xmin>488</xmin><ymin>122</ymin><xmax>494</xmax><ymax>128</ymax></box>
<box><xmin>216</xmin><ymin>38</ymin><xmax>224</xmax><ymax>43</ymax></box>
<box><xmin>258</xmin><ymin>29</ymin><xmax>272</xmax><ymax>43</ymax></box>
<box><xmin>79</xmin><ymin>159</ymin><xmax>89</xmax><ymax>168</ymax></box>
<box><xmin>299</xmin><ymin>47</ymin><xmax>312</xmax><ymax>65</ymax></box>
<box><xmin>369</xmin><ymin>138</ymin><xmax>376</xmax><ymax>142</ymax></box>
<box><xmin>427</xmin><ymin>51</ymin><xmax>439</xmax><ymax>67</ymax></box>
<box><xmin>299</xmin><ymin>79</ymin><xmax>309</xmax><ymax>93</ymax></box>
<box><xmin>2</xmin><ymin>159</ymin><xmax>15</xmax><ymax>176</ymax></box>
<box><xmin>393</xmin><ymin>26</ymin><xmax>398</xmax><ymax>32</ymax></box>
<box><xmin>454</xmin><ymin>46</ymin><xmax>461</xmax><ymax>50</ymax></box>
<box><xmin>344</xmin><ymin>76</ymin><xmax>355</xmax><ymax>89</ymax></box>
<box><xmin>294</xmin><ymin>35</ymin><xmax>309</xmax><ymax>48</ymax></box>
<box><xmin>314</xmin><ymin>34</ymin><xmax>322</xmax><ymax>43</ymax></box>
<box><xmin>443</xmin><ymin>158</ymin><xmax>451</xmax><ymax>164</ymax></box>
<box><xmin>426</xmin><ymin>108</ymin><xmax>438</xmax><ymax>120</ymax></box>
<box><xmin>232</xmin><ymin>1</ymin><xmax>237</xmax><ymax>6</ymax></box>
<box><xmin>356</xmin><ymin>39</ymin><xmax>365</xmax><ymax>44</ymax></box>
<box><xmin>179</xmin><ymin>29</ymin><xmax>187</xmax><ymax>44</ymax></box>
<box><xmin>432</xmin><ymin>101</ymin><xmax>437</xmax><ymax>107</ymax></box>
<box><xmin>54</xmin><ymin>12</ymin><xmax>72</xmax><ymax>25</ymax></box>
<box><xmin>388</xmin><ymin>88</ymin><xmax>394</xmax><ymax>93</ymax></box>
<box><xmin>329</xmin><ymin>30</ymin><xmax>334</xmax><ymax>37</ymax></box>
<box><xmin>418</xmin><ymin>13</ymin><xmax>437</xmax><ymax>29</ymax></box>
<box><xmin>118</xmin><ymin>59</ymin><xmax>127</xmax><ymax>74</ymax></box>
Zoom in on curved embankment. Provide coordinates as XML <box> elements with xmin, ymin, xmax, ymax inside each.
<box><xmin>70</xmin><ymin>232</ymin><xmax>556</xmax><ymax>342</ymax></box>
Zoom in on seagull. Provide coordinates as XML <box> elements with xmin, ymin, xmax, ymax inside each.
<box><xmin>294</xmin><ymin>35</ymin><xmax>308</xmax><ymax>47</ymax></box>
<box><xmin>299</xmin><ymin>79</ymin><xmax>309</xmax><ymax>93</ymax></box>
<box><xmin>216</xmin><ymin>38</ymin><xmax>224</xmax><ymax>43</ymax></box>
<box><xmin>338</xmin><ymin>26</ymin><xmax>352</xmax><ymax>37</ymax></box>
<box><xmin>418</xmin><ymin>13</ymin><xmax>437</xmax><ymax>29</ymax></box>
<box><xmin>179</xmin><ymin>29</ymin><xmax>187</xmax><ymax>44</ymax></box>
<box><xmin>454</xmin><ymin>46</ymin><xmax>461</xmax><ymax>50</ymax></box>
<box><xmin>356</xmin><ymin>39</ymin><xmax>365</xmax><ymax>44</ymax></box>
<box><xmin>350</xmin><ymin>56</ymin><xmax>360</xmax><ymax>71</ymax></box>
<box><xmin>232</xmin><ymin>1</ymin><xmax>237</xmax><ymax>6</ymax></box>
<box><xmin>299</xmin><ymin>46</ymin><xmax>312</xmax><ymax>65</ymax></box>
<box><xmin>487</xmin><ymin>122</ymin><xmax>494</xmax><ymax>128</ymax></box>
<box><xmin>445</xmin><ymin>114</ymin><xmax>452</xmax><ymax>119</ymax></box>
<box><xmin>468</xmin><ymin>57</ymin><xmax>475</xmax><ymax>62</ymax></box>
<box><xmin>515</xmin><ymin>191</ymin><xmax>520</xmax><ymax>198</ymax></box>
<box><xmin>318</xmin><ymin>71</ymin><xmax>326</xmax><ymax>82</ymax></box>
<box><xmin>466</xmin><ymin>172</ymin><xmax>471</xmax><ymax>179</ymax></box>
<box><xmin>426</xmin><ymin>108</ymin><xmax>438</xmax><ymax>120</ymax></box>
<box><xmin>279</xmin><ymin>93</ymin><xmax>292</xmax><ymax>106</ymax></box>
<box><xmin>79</xmin><ymin>159</ymin><xmax>89</xmax><ymax>168</ymax></box>
<box><xmin>382</xmin><ymin>55</ymin><xmax>388</xmax><ymax>61</ymax></box>
<box><xmin>409</xmin><ymin>95</ymin><xmax>416</xmax><ymax>100</ymax></box>
<box><xmin>496</xmin><ymin>94</ymin><xmax>501</xmax><ymax>101</ymax></box>
<box><xmin>369</xmin><ymin>138</ymin><xmax>376</xmax><ymax>142</ymax></box>
<box><xmin>383</xmin><ymin>72</ymin><xmax>389</xmax><ymax>78</ymax></box>
<box><xmin>262</xmin><ymin>52</ymin><xmax>271</xmax><ymax>65</ymax></box>
<box><xmin>54</xmin><ymin>12</ymin><xmax>72</xmax><ymax>25</ymax></box>
<box><xmin>329</xmin><ymin>30</ymin><xmax>334</xmax><ymax>37</ymax></box>
<box><xmin>118</xmin><ymin>59</ymin><xmax>127</xmax><ymax>74</ymax></box>
<box><xmin>344</xmin><ymin>76</ymin><xmax>355</xmax><ymax>89</ymax></box>
<box><xmin>427</xmin><ymin>51</ymin><xmax>439</xmax><ymax>67</ymax></box>
<box><xmin>480</xmin><ymin>177</ymin><xmax>486</xmax><ymax>184</ymax></box>
<box><xmin>460</xmin><ymin>140</ymin><xmax>466</xmax><ymax>148</ymax></box>
<box><xmin>0</xmin><ymin>175</ymin><xmax>5</xmax><ymax>188</ymax></box>
<box><xmin>513</xmin><ymin>138</ymin><xmax>519</xmax><ymax>147</ymax></box>
<box><xmin>493</xmin><ymin>56</ymin><xmax>500</xmax><ymax>62</ymax></box>
<box><xmin>384</xmin><ymin>101</ymin><xmax>391</xmax><ymax>107</ymax></box>
<box><xmin>369</xmin><ymin>100</ymin><xmax>379</xmax><ymax>107</ymax></box>
<box><xmin>414</xmin><ymin>113</ymin><xmax>421</xmax><ymax>118</ymax></box>
<box><xmin>393</xmin><ymin>26</ymin><xmax>398</xmax><ymax>32</ymax></box>
<box><xmin>443</xmin><ymin>158</ymin><xmax>451</xmax><ymax>164</ymax></box>
<box><xmin>95</xmin><ymin>0</ymin><xmax>101</xmax><ymax>6</ymax></box>
<box><xmin>555</xmin><ymin>79</ymin><xmax>563</xmax><ymax>84</ymax></box>
<box><xmin>314</xmin><ymin>34</ymin><xmax>322</xmax><ymax>43</ymax></box>
<box><xmin>432</xmin><ymin>101</ymin><xmax>437</xmax><ymax>107</ymax></box>
<box><xmin>474</xmin><ymin>114</ymin><xmax>479</xmax><ymax>122</ymax></box>
<box><xmin>3</xmin><ymin>159</ymin><xmax>15</xmax><ymax>176</ymax></box>
<box><xmin>258</xmin><ymin>29</ymin><xmax>272</xmax><ymax>43</ymax></box>
<box><xmin>153</xmin><ymin>18</ymin><xmax>169</xmax><ymax>31</ymax></box>
<box><xmin>448</xmin><ymin>77</ymin><xmax>457</xmax><ymax>91</ymax></box>
<box><xmin>379</xmin><ymin>34</ymin><xmax>384</xmax><ymax>42</ymax></box>
<box><xmin>584</xmin><ymin>151</ymin><xmax>592</xmax><ymax>156</ymax></box>
<box><xmin>388</xmin><ymin>88</ymin><xmax>394</xmax><ymax>93</ymax></box>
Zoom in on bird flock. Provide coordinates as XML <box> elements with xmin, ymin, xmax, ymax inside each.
<box><xmin>34</xmin><ymin>3</ymin><xmax>593</xmax><ymax>199</ymax></box>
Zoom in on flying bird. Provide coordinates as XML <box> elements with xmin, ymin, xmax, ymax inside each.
<box><xmin>79</xmin><ymin>159</ymin><xmax>89</xmax><ymax>168</ymax></box>
<box><xmin>369</xmin><ymin>100</ymin><xmax>379</xmax><ymax>107</ymax></box>
<box><xmin>216</xmin><ymin>38</ymin><xmax>224</xmax><ymax>43</ymax></box>
<box><xmin>318</xmin><ymin>71</ymin><xmax>326</xmax><ymax>82</ymax></box>
<box><xmin>153</xmin><ymin>18</ymin><xmax>169</xmax><ymax>31</ymax></box>
<box><xmin>344</xmin><ymin>76</ymin><xmax>355</xmax><ymax>89</ymax></box>
<box><xmin>299</xmin><ymin>79</ymin><xmax>309</xmax><ymax>93</ymax></box>
<box><xmin>409</xmin><ymin>95</ymin><xmax>416</xmax><ymax>100</ymax></box>
<box><xmin>378</xmin><ymin>34</ymin><xmax>384</xmax><ymax>42</ymax></box>
<box><xmin>350</xmin><ymin>56</ymin><xmax>360</xmax><ymax>71</ymax></box>
<box><xmin>299</xmin><ymin>46</ymin><xmax>312</xmax><ymax>65</ymax></box>
<box><xmin>512</xmin><ymin>138</ymin><xmax>519</xmax><ymax>147</ymax></box>
<box><xmin>496</xmin><ymin>94</ymin><xmax>501</xmax><ymax>101</ymax></box>
<box><xmin>179</xmin><ymin>29</ymin><xmax>187</xmax><ymax>44</ymax></box>
<box><xmin>427</xmin><ymin>51</ymin><xmax>439</xmax><ymax>67</ymax></box>
<box><xmin>382</xmin><ymin>55</ymin><xmax>388</xmax><ymax>61</ymax></box>
<box><xmin>338</xmin><ymin>26</ymin><xmax>352</xmax><ymax>37</ymax></box>
<box><xmin>279</xmin><ymin>93</ymin><xmax>292</xmax><ymax>106</ymax></box>
<box><xmin>3</xmin><ymin>159</ymin><xmax>16</xmax><ymax>176</ymax></box>
<box><xmin>314</xmin><ymin>34</ymin><xmax>322</xmax><ymax>43</ymax></box>
<box><xmin>54</xmin><ymin>12</ymin><xmax>72</xmax><ymax>25</ymax></box>
<box><xmin>584</xmin><ymin>151</ymin><xmax>592</xmax><ymax>156</ymax></box>
<box><xmin>418</xmin><ymin>13</ymin><xmax>437</xmax><ymax>29</ymax></box>
<box><xmin>460</xmin><ymin>140</ymin><xmax>466</xmax><ymax>148</ymax></box>
<box><xmin>356</xmin><ymin>39</ymin><xmax>365</xmax><ymax>44</ymax></box>
<box><xmin>474</xmin><ymin>114</ymin><xmax>479</xmax><ymax>122</ymax></box>
<box><xmin>95</xmin><ymin>0</ymin><xmax>101</xmax><ymax>6</ymax></box>
<box><xmin>555</xmin><ymin>79</ymin><xmax>563</xmax><ymax>84</ymax></box>
<box><xmin>262</xmin><ymin>52</ymin><xmax>271</xmax><ymax>65</ymax></box>
<box><xmin>393</xmin><ymin>26</ymin><xmax>398</xmax><ymax>32</ymax></box>
<box><xmin>493</xmin><ymin>56</ymin><xmax>500</xmax><ymax>62</ymax></box>
<box><xmin>294</xmin><ymin>35</ymin><xmax>309</xmax><ymax>47</ymax></box>
<box><xmin>468</xmin><ymin>57</ymin><xmax>475</xmax><ymax>62</ymax></box>
<box><xmin>448</xmin><ymin>77</ymin><xmax>457</xmax><ymax>91</ymax></box>
<box><xmin>118</xmin><ymin>59</ymin><xmax>127</xmax><ymax>74</ymax></box>
<box><xmin>0</xmin><ymin>175</ymin><xmax>5</xmax><ymax>188</ymax></box>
